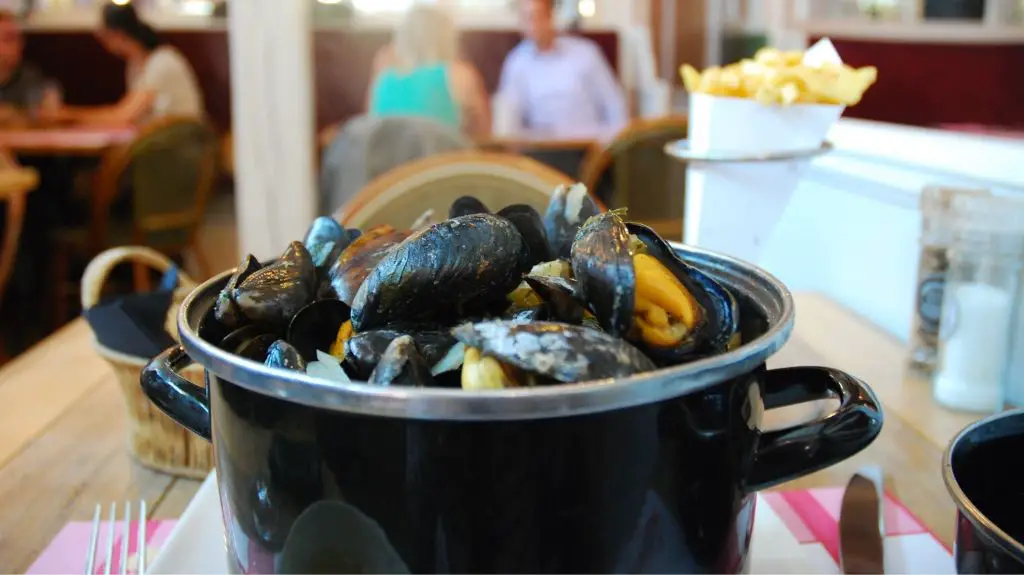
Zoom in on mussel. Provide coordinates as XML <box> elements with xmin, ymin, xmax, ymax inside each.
<box><xmin>323</xmin><ymin>225</ymin><xmax>409</xmax><ymax>305</ymax></box>
<box><xmin>571</xmin><ymin>212</ymin><xmax>738</xmax><ymax>363</ymax></box>
<box><xmin>449</xmin><ymin>196</ymin><xmax>490</xmax><ymax>219</ymax></box>
<box><xmin>233</xmin><ymin>241</ymin><xmax>317</xmax><ymax>328</ymax></box>
<box><xmin>286</xmin><ymin>299</ymin><xmax>351</xmax><ymax>362</ymax></box>
<box><xmin>523</xmin><ymin>274</ymin><xmax>588</xmax><ymax>325</ymax></box>
<box><xmin>367</xmin><ymin>335</ymin><xmax>435</xmax><ymax>387</ymax></box>
<box><xmin>496</xmin><ymin>204</ymin><xmax>551</xmax><ymax>268</ymax></box>
<box><xmin>265</xmin><ymin>340</ymin><xmax>308</xmax><ymax>372</ymax></box>
<box><xmin>544</xmin><ymin>183</ymin><xmax>600</xmax><ymax>260</ymax></box>
<box><xmin>351</xmin><ymin>214</ymin><xmax>528</xmax><ymax>331</ymax></box>
<box><xmin>453</xmin><ymin>320</ymin><xmax>655</xmax><ymax>389</ymax></box>
<box><xmin>214</xmin><ymin>254</ymin><xmax>261</xmax><ymax>329</ymax></box>
<box><xmin>345</xmin><ymin>329</ymin><xmax>456</xmax><ymax>380</ymax></box>
<box><xmin>302</xmin><ymin>216</ymin><xmax>351</xmax><ymax>276</ymax></box>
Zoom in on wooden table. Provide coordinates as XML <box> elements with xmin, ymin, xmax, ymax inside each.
<box><xmin>0</xmin><ymin>126</ymin><xmax>136</xmax><ymax>156</ymax></box>
<box><xmin>0</xmin><ymin>292</ymin><xmax>981</xmax><ymax>572</ymax></box>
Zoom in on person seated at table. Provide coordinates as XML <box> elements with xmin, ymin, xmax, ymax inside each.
<box><xmin>0</xmin><ymin>10</ymin><xmax>61</xmax><ymax>127</ymax></box>
<box><xmin>64</xmin><ymin>2</ymin><xmax>203</xmax><ymax>126</ymax></box>
<box><xmin>497</xmin><ymin>0</ymin><xmax>628</xmax><ymax>137</ymax></box>
<box><xmin>365</xmin><ymin>4</ymin><xmax>490</xmax><ymax>139</ymax></box>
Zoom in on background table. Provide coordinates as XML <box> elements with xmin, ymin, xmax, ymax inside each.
<box><xmin>0</xmin><ymin>292</ymin><xmax>979</xmax><ymax>572</ymax></box>
<box><xmin>0</xmin><ymin>127</ymin><xmax>136</xmax><ymax>156</ymax></box>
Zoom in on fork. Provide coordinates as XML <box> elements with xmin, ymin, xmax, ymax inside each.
<box><xmin>84</xmin><ymin>500</ymin><xmax>148</xmax><ymax>575</ymax></box>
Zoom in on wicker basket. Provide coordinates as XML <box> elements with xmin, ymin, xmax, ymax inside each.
<box><xmin>81</xmin><ymin>246</ymin><xmax>214</xmax><ymax>479</ymax></box>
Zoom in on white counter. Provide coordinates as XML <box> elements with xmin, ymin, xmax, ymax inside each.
<box><xmin>757</xmin><ymin>119</ymin><xmax>1024</xmax><ymax>341</ymax></box>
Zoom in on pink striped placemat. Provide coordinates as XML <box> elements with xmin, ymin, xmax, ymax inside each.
<box><xmin>29</xmin><ymin>487</ymin><xmax>954</xmax><ymax>574</ymax></box>
<box><xmin>28</xmin><ymin>519</ymin><xmax>178</xmax><ymax>575</ymax></box>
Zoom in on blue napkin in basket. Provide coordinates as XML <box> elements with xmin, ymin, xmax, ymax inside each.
<box><xmin>82</xmin><ymin>265</ymin><xmax>180</xmax><ymax>359</ymax></box>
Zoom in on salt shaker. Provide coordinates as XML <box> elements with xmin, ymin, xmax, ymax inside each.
<box><xmin>907</xmin><ymin>186</ymin><xmax>990</xmax><ymax>377</ymax></box>
<box><xmin>933</xmin><ymin>194</ymin><xmax>1024</xmax><ymax>413</ymax></box>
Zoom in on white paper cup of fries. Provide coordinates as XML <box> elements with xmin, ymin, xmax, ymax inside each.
<box><xmin>682</xmin><ymin>39</ymin><xmax>876</xmax><ymax>154</ymax></box>
<box><xmin>688</xmin><ymin>94</ymin><xmax>844</xmax><ymax>155</ymax></box>
<box><xmin>678</xmin><ymin>39</ymin><xmax>878</xmax><ymax>263</ymax></box>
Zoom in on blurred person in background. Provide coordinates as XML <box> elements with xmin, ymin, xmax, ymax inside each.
<box><xmin>62</xmin><ymin>2</ymin><xmax>203</xmax><ymax>126</ymax></box>
<box><xmin>497</xmin><ymin>0</ymin><xmax>627</xmax><ymax>136</ymax></box>
<box><xmin>0</xmin><ymin>10</ymin><xmax>62</xmax><ymax>126</ymax></box>
<box><xmin>366</xmin><ymin>3</ymin><xmax>490</xmax><ymax>139</ymax></box>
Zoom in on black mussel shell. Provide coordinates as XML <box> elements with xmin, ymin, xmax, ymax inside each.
<box><xmin>323</xmin><ymin>225</ymin><xmax>409</xmax><ymax>305</ymax></box>
<box><xmin>497</xmin><ymin>204</ymin><xmax>552</xmax><ymax>268</ymax></box>
<box><xmin>570</xmin><ymin>211</ymin><xmax>634</xmax><ymax>337</ymax></box>
<box><xmin>214</xmin><ymin>254</ymin><xmax>261</xmax><ymax>329</ymax></box>
<box><xmin>265</xmin><ymin>340</ymin><xmax>308</xmax><ymax>372</ymax></box>
<box><xmin>452</xmin><ymin>320</ymin><xmax>655</xmax><ymax>383</ymax></box>
<box><xmin>236</xmin><ymin>333</ymin><xmax>279</xmax><ymax>361</ymax></box>
<box><xmin>449</xmin><ymin>196</ymin><xmax>490</xmax><ymax>219</ymax></box>
<box><xmin>545</xmin><ymin>183</ymin><xmax>600</xmax><ymax>260</ymax></box>
<box><xmin>367</xmin><ymin>335</ymin><xmax>435</xmax><ymax>387</ymax></box>
<box><xmin>302</xmin><ymin>216</ymin><xmax>351</xmax><ymax>275</ymax></box>
<box><xmin>524</xmin><ymin>274</ymin><xmax>587</xmax><ymax>325</ymax></box>
<box><xmin>220</xmin><ymin>324</ymin><xmax>275</xmax><ymax>353</ymax></box>
<box><xmin>234</xmin><ymin>241</ymin><xmax>317</xmax><ymax>328</ymax></box>
<box><xmin>351</xmin><ymin>214</ymin><xmax>527</xmax><ymax>331</ymax></box>
<box><xmin>627</xmin><ymin>223</ymin><xmax>739</xmax><ymax>359</ymax></box>
<box><xmin>286</xmin><ymin>299</ymin><xmax>351</xmax><ymax>362</ymax></box>
<box><xmin>345</xmin><ymin>329</ymin><xmax>456</xmax><ymax>380</ymax></box>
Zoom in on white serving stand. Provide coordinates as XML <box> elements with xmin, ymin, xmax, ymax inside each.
<box><xmin>665</xmin><ymin>139</ymin><xmax>835</xmax><ymax>265</ymax></box>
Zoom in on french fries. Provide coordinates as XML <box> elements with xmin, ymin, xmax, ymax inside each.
<box><xmin>681</xmin><ymin>47</ymin><xmax>878</xmax><ymax>107</ymax></box>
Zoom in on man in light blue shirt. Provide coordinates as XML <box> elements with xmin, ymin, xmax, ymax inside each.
<box><xmin>497</xmin><ymin>0</ymin><xmax>629</xmax><ymax>139</ymax></box>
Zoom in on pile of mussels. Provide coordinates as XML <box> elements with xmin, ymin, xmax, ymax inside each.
<box><xmin>209</xmin><ymin>184</ymin><xmax>740</xmax><ymax>389</ymax></box>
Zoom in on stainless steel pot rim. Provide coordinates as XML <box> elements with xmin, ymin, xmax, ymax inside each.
<box><xmin>942</xmin><ymin>408</ymin><xmax>1024</xmax><ymax>560</ymax></box>
<box><xmin>177</xmin><ymin>242</ymin><xmax>795</xmax><ymax>421</ymax></box>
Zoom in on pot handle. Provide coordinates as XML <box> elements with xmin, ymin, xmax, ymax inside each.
<box><xmin>141</xmin><ymin>345</ymin><xmax>212</xmax><ymax>442</ymax></box>
<box><xmin>744</xmin><ymin>366</ymin><xmax>883</xmax><ymax>493</ymax></box>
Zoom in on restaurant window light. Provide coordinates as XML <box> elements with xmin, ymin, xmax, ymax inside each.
<box><xmin>577</xmin><ymin>0</ymin><xmax>595</xmax><ymax>18</ymax></box>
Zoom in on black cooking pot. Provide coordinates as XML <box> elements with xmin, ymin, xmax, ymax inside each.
<box><xmin>141</xmin><ymin>244</ymin><xmax>883</xmax><ymax>574</ymax></box>
<box><xmin>944</xmin><ymin>409</ymin><xmax>1024</xmax><ymax>574</ymax></box>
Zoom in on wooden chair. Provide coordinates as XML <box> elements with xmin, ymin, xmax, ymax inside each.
<box><xmin>578</xmin><ymin>115</ymin><xmax>689</xmax><ymax>240</ymax></box>
<box><xmin>50</xmin><ymin>116</ymin><xmax>219</xmax><ymax>327</ymax></box>
<box><xmin>335</xmin><ymin>150</ymin><xmax>576</xmax><ymax>230</ymax></box>
<box><xmin>0</xmin><ymin>151</ymin><xmax>39</xmax><ymax>360</ymax></box>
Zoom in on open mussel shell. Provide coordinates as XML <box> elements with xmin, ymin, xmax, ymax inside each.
<box><xmin>351</xmin><ymin>214</ymin><xmax>527</xmax><ymax>331</ymax></box>
<box><xmin>449</xmin><ymin>196</ymin><xmax>490</xmax><ymax>219</ymax></box>
<box><xmin>345</xmin><ymin>329</ymin><xmax>456</xmax><ymax>380</ymax></box>
<box><xmin>367</xmin><ymin>335</ymin><xmax>435</xmax><ymax>387</ymax></box>
<box><xmin>627</xmin><ymin>222</ymin><xmax>739</xmax><ymax>358</ymax></box>
<box><xmin>286</xmin><ymin>299</ymin><xmax>351</xmax><ymax>362</ymax></box>
<box><xmin>497</xmin><ymin>204</ymin><xmax>552</xmax><ymax>268</ymax></box>
<box><xmin>265</xmin><ymin>340</ymin><xmax>308</xmax><ymax>372</ymax></box>
<box><xmin>214</xmin><ymin>254</ymin><xmax>261</xmax><ymax>330</ymax></box>
<box><xmin>524</xmin><ymin>274</ymin><xmax>587</xmax><ymax>325</ymax></box>
<box><xmin>233</xmin><ymin>241</ymin><xmax>317</xmax><ymax>328</ymax></box>
<box><xmin>452</xmin><ymin>320</ymin><xmax>655</xmax><ymax>384</ymax></box>
<box><xmin>220</xmin><ymin>323</ymin><xmax>276</xmax><ymax>353</ymax></box>
<box><xmin>545</xmin><ymin>183</ymin><xmax>600</xmax><ymax>260</ymax></box>
<box><xmin>302</xmin><ymin>216</ymin><xmax>351</xmax><ymax>275</ymax></box>
<box><xmin>235</xmin><ymin>332</ymin><xmax>279</xmax><ymax>362</ymax></box>
<box><xmin>570</xmin><ymin>211</ymin><xmax>635</xmax><ymax>337</ymax></box>
<box><xmin>323</xmin><ymin>225</ymin><xmax>409</xmax><ymax>305</ymax></box>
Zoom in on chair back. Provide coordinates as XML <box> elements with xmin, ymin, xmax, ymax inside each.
<box><xmin>125</xmin><ymin>117</ymin><xmax>218</xmax><ymax>249</ymax></box>
<box><xmin>320</xmin><ymin>115</ymin><xmax>474</xmax><ymax>216</ymax></box>
<box><xmin>336</xmin><ymin>151</ymin><xmax>575</xmax><ymax>230</ymax></box>
<box><xmin>579</xmin><ymin>116</ymin><xmax>689</xmax><ymax>238</ymax></box>
<box><xmin>0</xmin><ymin>157</ymin><xmax>38</xmax><ymax>304</ymax></box>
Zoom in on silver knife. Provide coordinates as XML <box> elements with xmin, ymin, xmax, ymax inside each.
<box><xmin>839</xmin><ymin>466</ymin><xmax>885</xmax><ymax>574</ymax></box>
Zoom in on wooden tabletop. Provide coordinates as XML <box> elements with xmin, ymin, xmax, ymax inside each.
<box><xmin>0</xmin><ymin>126</ymin><xmax>136</xmax><ymax>155</ymax></box>
<box><xmin>0</xmin><ymin>292</ymin><xmax>981</xmax><ymax>572</ymax></box>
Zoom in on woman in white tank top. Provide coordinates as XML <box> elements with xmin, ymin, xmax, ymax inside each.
<box><xmin>64</xmin><ymin>3</ymin><xmax>204</xmax><ymax>126</ymax></box>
